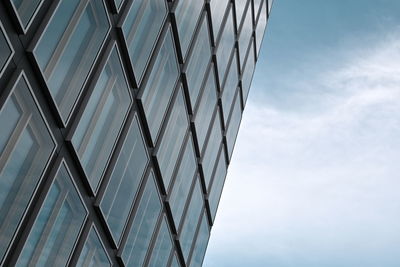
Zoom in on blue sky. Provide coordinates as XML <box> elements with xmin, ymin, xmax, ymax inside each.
<box><xmin>203</xmin><ymin>1</ymin><xmax>400</xmax><ymax>266</ymax></box>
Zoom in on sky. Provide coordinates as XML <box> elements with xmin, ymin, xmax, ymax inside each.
<box><xmin>203</xmin><ymin>1</ymin><xmax>400</xmax><ymax>266</ymax></box>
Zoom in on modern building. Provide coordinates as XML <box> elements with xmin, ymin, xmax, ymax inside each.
<box><xmin>0</xmin><ymin>0</ymin><xmax>272</xmax><ymax>266</ymax></box>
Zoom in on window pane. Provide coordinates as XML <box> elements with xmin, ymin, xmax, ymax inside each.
<box><xmin>208</xmin><ymin>151</ymin><xmax>227</xmax><ymax>221</ymax></box>
<box><xmin>226</xmin><ymin>93</ymin><xmax>242</xmax><ymax>158</ymax></box>
<box><xmin>238</xmin><ymin>3</ymin><xmax>253</xmax><ymax>68</ymax></box>
<box><xmin>113</xmin><ymin>0</ymin><xmax>123</xmax><ymax>11</ymax></box>
<box><xmin>16</xmin><ymin>161</ymin><xmax>87</xmax><ymax>266</ymax></box>
<box><xmin>174</xmin><ymin>0</ymin><xmax>203</xmax><ymax>58</ymax></box>
<box><xmin>156</xmin><ymin>87</ymin><xmax>188</xmax><ymax>189</ymax></box>
<box><xmin>99</xmin><ymin>115</ymin><xmax>148</xmax><ymax>244</ymax></box>
<box><xmin>10</xmin><ymin>0</ymin><xmax>43</xmax><ymax>30</ymax></box>
<box><xmin>202</xmin><ymin>111</ymin><xmax>222</xmax><ymax>189</ymax></box>
<box><xmin>180</xmin><ymin>178</ymin><xmax>203</xmax><ymax>262</ymax></box>
<box><xmin>122</xmin><ymin>0</ymin><xmax>167</xmax><ymax>83</ymax></box>
<box><xmin>194</xmin><ymin>67</ymin><xmax>218</xmax><ymax>153</ymax></box>
<box><xmin>241</xmin><ymin>39</ymin><xmax>256</xmax><ymax>103</ymax></box>
<box><xmin>255</xmin><ymin>1</ymin><xmax>267</xmax><ymax>57</ymax></box>
<box><xmin>215</xmin><ymin>6</ymin><xmax>235</xmax><ymax>83</ymax></box>
<box><xmin>0</xmin><ymin>22</ymin><xmax>13</xmax><ymax>78</ymax></box>
<box><xmin>71</xmin><ymin>45</ymin><xmax>131</xmax><ymax>193</ymax></box>
<box><xmin>121</xmin><ymin>172</ymin><xmax>161</xmax><ymax>267</ymax></box>
<box><xmin>148</xmin><ymin>218</ymin><xmax>173</xmax><ymax>267</ymax></box>
<box><xmin>77</xmin><ymin>226</ymin><xmax>111</xmax><ymax>267</ymax></box>
<box><xmin>221</xmin><ymin>52</ymin><xmax>239</xmax><ymax>126</ymax></box>
<box><xmin>33</xmin><ymin>0</ymin><xmax>110</xmax><ymax>124</ymax></box>
<box><xmin>0</xmin><ymin>73</ymin><xmax>55</xmax><ymax>262</ymax></box>
<box><xmin>171</xmin><ymin>254</ymin><xmax>180</xmax><ymax>267</ymax></box>
<box><xmin>185</xmin><ymin>16</ymin><xmax>211</xmax><ymax>109</ymax></box>
<box><xmin>253</xmin><ymin>0</ymin><xmax>263</xmax><ymax>18</ymax></box>
<box><xmin>189</xmin><ymin>213</ymin><xmax>210</xmax><ymax>267</ymax></box>
<box><xmin>235</xmin><ymin>0</ymin><xmax>248</xmax><ymax>26</ymax></box>
<box><xmin>268</xmin><ymin>0</ymin><xmax>273</xmax><ymax>13</ymax></box>
<box><xmin>169</xmin><ymin>136</ymin><xmax>197</xmax><ymax>228</ymax></box>
<box><xmin>140</xmin><ymin>28</ymin><xmax>179</xmax><ymax>144</ymax></box>
<box><xmin>209</xmin><ymin>0</ymin><xmax>229</xmax><ymax>40</ymax></box>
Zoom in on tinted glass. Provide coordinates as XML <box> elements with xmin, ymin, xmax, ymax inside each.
<box><xmin>268</xmin><ymin>0</ymin><xmax>273</xmax><ymax>13</ymax></box>
<box><xmin>242</xmin><ymin>40</ymin><xmax>256</xmax><ymax>103</ymax></box>
<box><xmin>16</xmin><ymin>161</ymin><xmax>87</xmax><ymax>266</ymax></box>
<box><xmin>0</xmin><ymin>72</ymin><xmax>55</xmax><ymax>262</ymax></box>
<box><xmin>71</xmin><ymin>45</ymin><xmax>131</xmax><ymax>193</ymax></box>
<box><xmin>169</xmin><ymin>137</ymin><xmax>197</xmax><ymax>228</ymax></box>
<box><xmin>215</xmin><ymin>6</ymin><xmax>235</xmax><ymax>83</ymax></box>
<box><xmin>235</xmin><ymin>0</ymin><xmax>248</xmax><ymax>26</ymax></box>
<box><xmin>121</xmin><ymin>172</ymin><xmax>162</xmax><ymax>266</ymax></box>
<box><xmin>221</xmin><ymin>52</ymin><xmax>239</xmax><ymax>126</ymax></box>
<box><xmin>189</xmin><ymin>213</ymin><xmax>210</xmax><ymax>267</ymax></box>
<box><xmin>209</xmin><ymin>0</ymin><xmax>229</xmax><ymax>41</ymax></box>
<box><xmin>253</xmin><ymin>0</ymin><xmax>263</xmax><ymax>19</ymax></box>
<box><xmin>0</xmin><ymin>22</ymin><xmax>13</xmax><ymax>78</ymax></box>
<box><xmin>140</xmin><ymin>28</ymin><xmax>179</xmax><ymax>144</ymax></box>
<box><xmin>77</xmin><ymin>226</ymin><xmax>111</xmax><ymax>267</ymax></box>
<box><xmin>202</xmin><ymin>111</ymin><xmax>222</xmax><ymax>189</ymax></box>
<box><xmin>226</xmin><ymin>93</ymin><xmax>242</xmax><ymax>158</ymax></box>
<box><xmin>255</xmin><ymin>1</ymin><xmax>267</xmax><ymax>57</ymax></box>
<box><xmin>174</xmin><ymin>0</ymin><xmax>203</xmax><ymax>58</ymax></box>
<box><xmin>99</xmin><ymin>116</ymin><xmax>148</xmax><ymax>244</ymax></box>
<box><xmin>122</xmin><ymin>0</ymin><xmax>167</xmax><ymax>83</ymax></box>
<box><xmin>171</xmin><ymin>254</ymin><xmax>180</xmax><ymax>267</ymax></box>
<box><xmin>34</xmin><ymin>0</ymin><xmax>110</xmax><ymax>124</ymax></box>
<box><xmin>238</xmin><ymin>3</ymin><xmax>253</xmax><ymax>68</ymax></box>
<box><xmin>208</xmin><ymin>151</ymin><xmax>227</xmax><ymax>220</ymax></box>
<box><xmin>185</xmin><ymin>16</ymin><xmax>211</xmax><ymax>109</ymax></box>
<box><xmin>156</xmin><ymin>87</ymin><xmax>188</xmax><ymax>189</ymax></box>
<box><xmin>10</xmin><ymin>0</ymin><xmax>43</xmax><ymax>30</ymax></box>
<box><xmin>179</xmin><ymin>178</ymin><xmax>203</xmax><ymax>262</ymax></box>
<box><xmin>194</xmin><ymin>68</ymin><xmax>218</xmax><ymax>153</ymax></box>
<box><xmin>148</xmin><ymin>218</ymin><xmax>173</xmax><ymax>267</ymax></box>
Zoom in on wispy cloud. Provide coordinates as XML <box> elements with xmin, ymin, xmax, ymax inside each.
<box><xmin>204</xmin><ymin>29</ymin><xmax>400</xmax><ymax>267</ymax></box>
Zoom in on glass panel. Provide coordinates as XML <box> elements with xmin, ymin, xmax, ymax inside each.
<box><xmin>171</xmin><ymin>254</ymin><xmax>180</xmax><ymax>267</ymax></box>
<box><xmin>238</xmin><ymin>3</ymin><xmax>253</xmax><ymax>68</ymax></box>
<box><xmin>202</xmin><ymin>111</ymin><xmax>222</xmax><ymax>189</ymax></box>
<box><xmin>169</xmin><ymin>136</ymin><xmax>197</xmax><ymax>228</ymax></box>
<box><xmin>189</xmin><ymin>213</ymin><xmax>210</xmax><ymax>267</ymax></box>
<box><xmin>71</xmin><ymin>45</ymin><xmax>131</xmax><ymax>193</ymax></box>
<box><xmin>226</xmin><ymin>94</ymin><xmax>242</xmax><ymax>158</ymax></box>
<box><xmin>148</xmin><ymin>218</ymin><xmax>173</xmax><ymax>267</ymax></box>
<box><xmin>235</xmin><ymin>0</ymin><xmax>249</xmax><ymax>26</ymax></box>
<box><xmin>209</xmin><ymin>0</ymin><xmax>229</xmax><ymax>41</ymax></box>
<box><xmin>215</xmin><ymin>6</ymin><xmax>235</xmax><ymax>83</ymax></box>
<box><xmin>0</xmin><ymin>73</ymin><xmax>55</xmax><ymax>262</ymax></box>
<box><xmin>208</xmin><ymin>151</ymin><xmax>227</xmax><ymax>220</ymax></box>
<box><xmin>179</xmin><ymin>178</ymin><xmax>203</xmax><ymax>262</ymax></box>
<box><xmin>122</xmin><ymin>0</ymin><xmax>167</xmax><ymax>83</ymax></box>
<box><xmin>174</xmin><ymin>0</ymin><xmax>203</xmax><ymax>58</ymax></box>
<box><xmin>156</xmin><ymin>87</ymin><xmax>188</xmax><ymax>190</ymax></box>
<box><xmin>16</xmin><ymin>161</ymin><xmax>87</xmax><ymax>266</ymax></box>
<box><xmin>140</xmin><ymin>28</ymin><xmax>179</xmax><ymax>144</ymax></box>
<box><xmin>185</xmin><ymin>16</ymin><xmax>211</xmax><ymax>109</ymax></box>
<box><xmin>194</xmin><ymin>68</ymin><xmax>218</xmax><ymax>153</ymax></box>
<box><xmin>0</xmin><ymin>22</ymin><xmax>13</xmax><ymax>78</ymax></box>
<box><xmin>255</xmin><ymin>1</ymin><xmax>267</xmax><ymax>56</ymax></box>
<box><xmin>121</xmin><ymin>172</ymin><xmax>162</xmax><ymax>267</ymax></box>
<box><xmin>253</xmin><ymin>0</ymin><xmax>263</xmax><ymax>18</ymax></box>
<box><xmin>76</xmin><ymin>226</ymin><xmax>111</xmax><ymax>267</ymax></box>
<box><xmin>10</xmin><ymin>0</ymin><xmax>43</xmax><ymax>30</ymax></box>
<box><xmin>113</xmin><ymin>0</ymin><xmax>123</xmax><ymax>11</ymax></box>
<box><xmin>33</xmin><ymin>0</ymin><xmax>110</xmax><ymax>124</ymax></box>
<box><xmin>221</xmin><ymin>52</ymin><xmax>239</xmax><ymax>126</ymax></box>
<box><xmin>242</xmin><ymin>40</ymin><xmax>256</xmax><ymax>103</ymax></box>
<box><xmin>99</xmin><ymin>115</ymin><xmax>148</xmax><ymax>244</ymax></box>
<box><xmin>268</xmin><ymin>0</ymin><xmax>273</xmax><ymax>13</ymax></box>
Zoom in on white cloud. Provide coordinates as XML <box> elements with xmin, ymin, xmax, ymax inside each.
<box><xmin>204</xmin><ymin>30</ymin><xmax>400</xmax><ymax>267</ymax></box>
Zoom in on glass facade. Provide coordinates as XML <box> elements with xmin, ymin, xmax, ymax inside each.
<box><xmin>0</xmin><ymin>0</ymin><xmax>270</xmax><ymax>265</ymax></box>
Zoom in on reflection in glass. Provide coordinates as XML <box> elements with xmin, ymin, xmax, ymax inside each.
<box><xmin>194</xmin><ymin>68</ymin><xmax>218</xmax><ymax>153</ymax></box>
<box><xmin>208</xmin><ymin>151</ymin><xmax>227</xmax><ymax>220</ymax></box>
<box><xmin>0</xmin><ymin>72</ymin><xmax>55</xmax><ymax>262</ymax></box>
<box><xmin>189</xmin><ymin>213</ymin><xmax>210</xmax><ymax>267</ymax></box>
<box><xmin>216</xmin><ymin>6</ymin><xmax>235</xmax><ymax>83</ymax></box>
<box><xmin>255</xmin><ymin>2</ymin><xmax>267</xmax><ymax>57</ymax></box>
<box><xmin>16</xmin><ymin>161</ymin><xmax>87</xmax><ymax>266</ymax></box>
<box><xmin>77</xmin><ymin>226</ymin><xmax>111</xmax><ymax>267</ymax></box>
<box><xmin>0</xmin><ymin>22</ymin><xmax>13</xmax><ymax>78</ymax></box>
<box><xmin>33</xmin><ymin>0</ymin><xmax>110</xmax><ymax>124</ymax></box>
<box><xmin>226</xmin><ymin>93</ymin><xmax>242</xmax><ymax>158</ymax></box>
<box><xmin>180</xmin><ymin>179</ymin><xmax>203</xmax><ymax>262</ymax></box>
<box><xmin>185</xmin><ymin>16</ymin><xmax>211</xmax><ymax>109</ymax></box>
<box><xmin>140</xmin><ymin>28</ymin><xmax>179</xmax><ymax>144</ymax></box>
<box><xmin>121</xmin><ymin>172</ymin><xmax>161</xmax><ymax>266</ymax></box>
<box><xmin>169</xmin><ymin>137</ymin><xmax>197</xmax><ymax>228</ymax></box>
<box><xmin>209</xmin><ymin>0</ymin><xmax>229</xmax><ymax>41</ymax></box>
<box><xmin>174</xmin><ymin>0</ymin><xmax>203</xmax><ymax>58</ymax></box>
<box><xmin>171</xmin><ymin>254</ymin><xmax>180</xmax><ymax>267</ymax></box>
<box><xmin>221</xmin><ymin>52</ymin><xmax>239</xmax><ymax>125</ymax></box>
<box><xmin>148</xmin><ymin>218</ymin><xmax>173</xmax><ymax>267</ymax></box>
<box><xmin>156</xmin><ymin>87</ymin><xmax>188</xmax><ymax>190</ymax></box>
<box><xmin>235</xmin><ymin>0</ymin><xmax>248</xmax><ymax>26</ymax></box>
<box><xmin>113</xmin><ymin>0</ymin><xmax>123</xmax><ymax>12</ymax></box>
<box><xmin>10</xmin><ymin>0</ymin><xmax>43</xmax><ymax>30</ymax></box>
<box><xmin>71</xmin><ymin>45</ymin><xmax>131</xmax><ymax>193</ymax></box>
<box><xmin>122</xmin><ymin>0</ymin><xmax>167</xmax><ymax>83</ymax></box>
<box><xmin>238</xmin><ymin>3</ymin><xmax>253</xmax><ymax>68</ymax></box>
<box><xmin>241</xmin><ymin>39</ymin><xmax>255</xmax><ymax>103</ymax></box>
